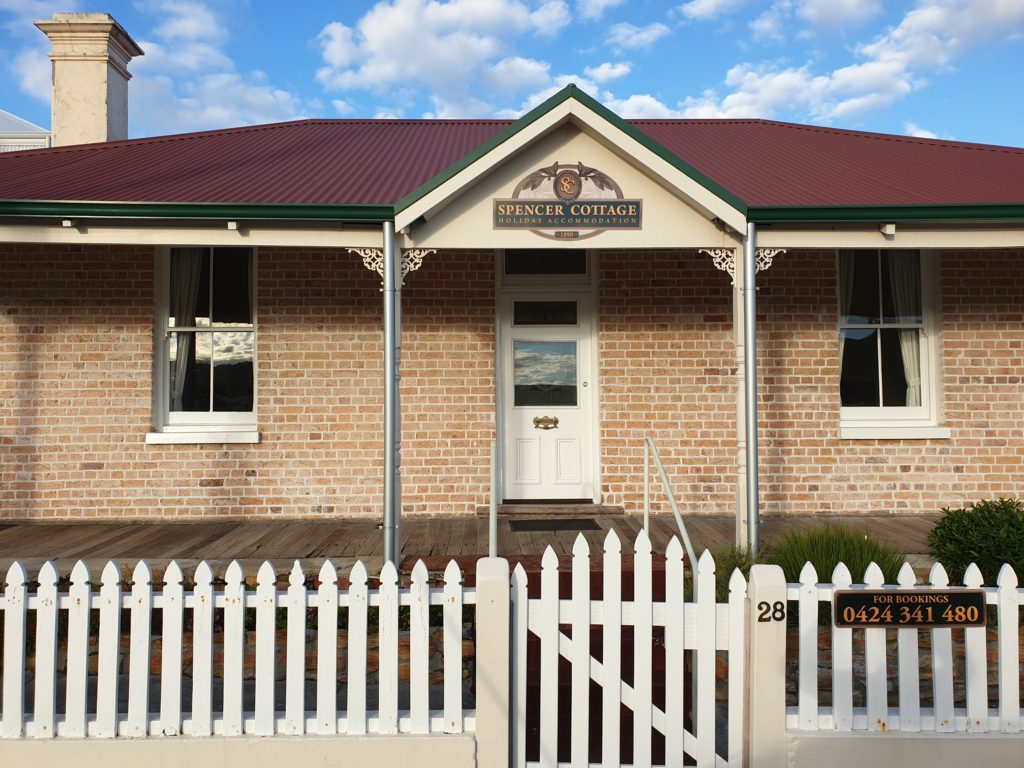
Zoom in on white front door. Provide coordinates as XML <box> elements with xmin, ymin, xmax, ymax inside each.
<box><xmin>500</xmin><ymin>293</ymin><xmax>595</xmax><ymax>500</ymax></box>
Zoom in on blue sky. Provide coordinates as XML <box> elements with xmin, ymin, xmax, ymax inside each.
<box><xmin>2</xmin><ymin>0</ymin><xmax>1023</xmax><ymax>146</ymax></box>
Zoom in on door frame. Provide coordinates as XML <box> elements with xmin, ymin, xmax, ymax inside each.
<box><xmin>494</xmin><ymin>250</ymin><xmax>601</xmax><ymax>503</ymax></box>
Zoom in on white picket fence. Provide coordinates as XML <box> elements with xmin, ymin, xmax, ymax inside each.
<box><xmin>0</xmin><ymin>557</ymin><xmax>475</xmax><ymax>739</ymax></box>
<box><xmin>511</xmin><ymin>530</ymin><xmax>747</xmax><ymax>768</ymax></box>
<box><xmin>787</xmin><ymin>560</ymin><xmax>1023</xmax><ymax>734</ymax></box>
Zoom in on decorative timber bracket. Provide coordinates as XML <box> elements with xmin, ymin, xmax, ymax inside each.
<box><xmin>698</xmin><ymin>247</ymin><xmax>786</xmax><ymax>286</ymax></box>
<box><xmin>348</xmin><ymin>248</ymin><xmax>436</xmax><ymax>288</ymax></box>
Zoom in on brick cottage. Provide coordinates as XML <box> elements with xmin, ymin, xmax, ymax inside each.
<box><xmin>1</xmin><ymin>14</ymin><xmax>1021</xmax><ymax>556</ymax></box>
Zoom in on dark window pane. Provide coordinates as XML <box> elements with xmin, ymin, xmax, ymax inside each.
<box><xmin>168</xmin><ymin>331</ymin><xmax>210</xmax><ymax>411</ymax></box>
<box><xmin>880</xmin><ymin>329</ymin><xmax>911</xmax><ymax>406</ymax></box>
<box><xmin>505</xmin><ymin>249</ymin><xmax>586</xmax><ymax>275</ymax></box>
<box><xmin>213</xmin><ymin>331</ymin><xmax>254</xmax><ymax>411</ymax></box>
<box><xmin>840</xmin><ymin>329</ymin><xmax>879</xmax><ymax>406</ymax></box>
<box><xmin>212</xmin><ymin>248</ymin><xmax>252</xmax><ymax>326</ymax></box>
<box><xmin>513</xmin><ymin>301</ymin><xmax>578</xmax><ymax>325</ymax></box>
<box><xmin>842</xmin><ymin>251</ymin><xmax>879</xmax><ymax>324</ymax></box>
<box><xmin>169</xmin><ymin>248</ymin><xmax>210</xmax><ymax>327</ymax></box>
<box><xmin>880</xmin><ymin>250</ymin><xmax>922</xmax><ymax>323</ymax></box>
<box><xmin>513</xmin><ymin>340</ymin><xmax>577</xmax><ymax>406</ymax></box>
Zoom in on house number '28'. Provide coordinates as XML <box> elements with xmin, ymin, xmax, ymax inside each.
<box><xmin>756</xmin><ymin>601</ymin><xmax>786</xmax><ymax>622</ymax></box>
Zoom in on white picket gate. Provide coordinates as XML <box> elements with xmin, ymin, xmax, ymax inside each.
<box><xmin>786</xmin><ymin>560</ymin><xmax>1023</xmax><ymax>735</ymax></box>
<box><xmin>511</xmin><ymin>530</ymin><xmax>747</xmax><ymax>768</ymax></box>
<box><xmin>0</xmin><ymin>557</ymin><xmax>475</xmax><ymax>739</ymax></box>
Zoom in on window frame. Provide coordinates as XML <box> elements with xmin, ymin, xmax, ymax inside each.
<box><xmin>836</xmin><ymin>248</ymin><xmax>948</xmax><ymax>439</ymax></box>
<box><xmin>146</xmin><ymin>246</ymin><xmax>259</xmax><ymax>444</ymax></box>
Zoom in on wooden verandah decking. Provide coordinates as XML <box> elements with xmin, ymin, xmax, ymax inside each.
<box><xmin>0</xmin><ymin>512</ymin><xmax>940</xmax><ymax>579</ymax></box>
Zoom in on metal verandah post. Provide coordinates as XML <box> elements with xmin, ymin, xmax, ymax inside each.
<box><xmin>382</xmin><ymin>221</ymin><xmax>399</xmax><ymax>566</ymax></box>
<box><xmin>743</xmin><ymin>222</ymin><xmax>761</xmax><ymax>555</ymax></box>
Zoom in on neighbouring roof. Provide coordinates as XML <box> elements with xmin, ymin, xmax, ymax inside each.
<box><xmin>0</xmin><ymin>86</ymin><xmax>1022</xmax><ymax>222</ymax></box>
<box><xmin>0</xmin><ymin>108</ymin><xmax>48</xmax><ymax>134</ymax></box>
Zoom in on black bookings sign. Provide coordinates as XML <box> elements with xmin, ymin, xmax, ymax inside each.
<box><xmin>834</xmin><ymin>589</ymin><xmax>987</xmax><ymax>628</ymax></box>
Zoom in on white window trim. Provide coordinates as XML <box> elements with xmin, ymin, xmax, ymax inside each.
<box><xmin>838</xmin><ymin>249</ymin><xmax>948</xmax><ymax>439</ymax></box>
<box><xmin>147</xmin><ymin>246</ymin><xmax>259</xmax><ymax>444</ymax></box>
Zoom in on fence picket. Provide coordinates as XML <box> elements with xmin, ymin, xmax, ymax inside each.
<box><xmin>127</xmin><ymin>561</ymin><xmax>153</xmax><ymax>738</ymax></box>
<box><xmin>511</xmin><ymin>563</ymin><xmax>529</xmax><ymax>768</ymax></box>
<box><xmin>601</xmin><ymin>531</ymin><xmax>622</xmax><ymax>768</ymax></box>
<box><xmin>633</xmin><ymin>529</ymin><xmax>653</xmax><ymax>767</ymax></box>
<box><xmin>830</xmin><ymin>563</ymin><xmax>853</xmax><ymax>731</ymax></box>
<box><xmin>996</xmin><ymin>564</ymin><xmax>1020</xmax><ymax>733</ymax></box>
<box><xmin>863</xmin><ymin>562</ymin><xmax>887</xmax><ymax>732</ymax></box>
<box><xmin>727</xmin><ymin>567</ymin><xmax>747</xmax><ymax>766</ymax></box>
<box><xmin>315</xmin><ymin>560</ymin><xmax>339</xmax><ymax>734</ymax></box>
<box><xmin>797</xmin><ymin>562</ymin><xmax>819</xmax><ymax>731</ymax></box>
<box><xmin>159</xmin><ymin>561</ymin><xmax>184</xmax><ymax>736</ymax></box>
<box><xmin>191</xmin><ymin>561</ymin><xmax>214</xmax><ymax>737</ymax></box>
<box><xmin>442</xmin><ymin>560</ymin><xmax>464</xmax><ymax>734</ymax></box>
<box><xmin>539</xmin><ymin>546</ymin><xmax>559</xmax><ymax>768</ymax></box>
<box><xmin>347</xmin><ymin>560</ymin><xmax>368</xmax><ymax>735</ymax></box>
<box><xmin>928</xmin><ymin>562</ymin><xmax>955</xmax><ymax>733</ymax></box>
<box><xmin>410</xmin><ymin>560</ymin><xmax>430</xmax><ymax>734</ymax></box>
<box><xmin>570</xmin><ymin>535</ymin><xmax>590</xmax><ymax>768</ymax></box>
<box><xmin>32</xmin><ymin>562</ymin><xmax>58</xmax><ymax>739</ymax></box>
<box><xmin>695</xmin><ymin>550</ymin><xmax>716</xmax><ymax>767</ymax></box>
<box><xmin>285</xmin><ymin>562</ymin><xmax>307</xmax><ymax>735</ymax></box>
<box><xmin>663</xmin><ymin>538</ymin><xmax>685</xmax><ymax>768</ymax></box>
<box><xmin>2</xmin><ymin>562</ymin><xmax>28</xmax><ymax>738</ymax></box>
<box><xmin>96</xmin><ymin>561</ymin><xmax>122</xmax><ymax>738</ymax></box>
<box><xmin>222</xmin><ymin>561</ymin><xmax>245</xmax><ymax>736</ymax></box>
<box><xmin>64</xmin><ymin>561</ymin><xmax>91</xmax><ymax>738</ymax></box>
<box><xmin>896</xmin><ymin>563</ymin><xmax>921</xmax><ymax>732</ymax></box>
<box><xmin>377</xmin><ymin>561</ymin><xmax>399</xmax><ymax>734</ymax></box>
<box><xmin>254</xmin><ymin>561</ymin><xmax>277</xmax><ymax>736</ymax></box>
<box><xmin>962</xmin><ymin>564</ymin><xmax>987</xmax><ymax>733</ymax></box>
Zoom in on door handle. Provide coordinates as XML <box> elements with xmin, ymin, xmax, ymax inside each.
<box><xmin>533</xmin><ymin>415</ymin><xmax>559</xmax><ymax>430</ymax></box>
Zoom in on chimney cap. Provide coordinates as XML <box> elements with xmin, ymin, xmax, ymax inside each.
<box><xmin>35</xmin><ymin>12</ymin><xmax>144</xmax><ymax>58</ymax></box>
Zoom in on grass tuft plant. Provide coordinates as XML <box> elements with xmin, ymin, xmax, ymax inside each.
<box><xmin>928</xmin><ymin>498</ymin><xmax>1024</xmax><ymax>585</ymax></box>
<box><xmin>761</xmin><ymin>524</ymin><xmax>905</xmax><ymax>583</ymax></box>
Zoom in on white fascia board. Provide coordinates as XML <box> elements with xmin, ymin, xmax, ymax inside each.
<box><xmin>757</xmin><ymin>226</ymin><xmax>1024</xmax><ymax>249</ymax></box>
<box><xmin>0</xmin><ymin>222</ymin><xmax>384</xmax><ymax>248</ymax></box>
<box><xmin>394</xmin><ymin>98</ymin><xmax>747</xmax><ymax>233</ymax></box>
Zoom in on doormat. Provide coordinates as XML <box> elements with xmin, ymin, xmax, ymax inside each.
<box><xmin>508</xmin><ymin>518</ymin><xmax>601</xmax><ymax>532</ymax></box>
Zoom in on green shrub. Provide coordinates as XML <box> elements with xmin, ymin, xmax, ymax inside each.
<box><xmin>762</xmin><ymin>524</ymin><xmax>905</xmax><ymax>583</ymax></box>
<box><xmin>710</xmin><ymin>546</ymin><xmax>755</xmax><ymax>602</ymax></box>
<box><xmin>928</xmin><ymin>498</ymin><xmax>1024</xmax><ymax>585</ymax></box>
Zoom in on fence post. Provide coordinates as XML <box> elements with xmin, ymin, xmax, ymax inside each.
<box><xmin>747</xmin><ymin>563</ymin><xmax>787</xmax><ymax>768</ymax></box>
<box><xmin>476</xmin><ymin>557</ymin><xmax>511</xmax><ymax>767</ymax></box>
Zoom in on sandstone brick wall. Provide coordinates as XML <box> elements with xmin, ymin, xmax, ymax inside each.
<box><xmin>1</xmin><ymin>243</ymin><xmax>1021</xmax><ymax>521</ymax></box>
<box><xmin>757</xmin><ymin>248</ymin><xmax>1024</xmax><ymax>515</ymax></box>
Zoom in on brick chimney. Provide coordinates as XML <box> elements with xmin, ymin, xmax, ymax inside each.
<box><xmin>34</xmin><ymin>12</ymin><xmax>143</xmax><ymax>146</ymax></box>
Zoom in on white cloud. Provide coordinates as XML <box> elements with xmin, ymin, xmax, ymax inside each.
<box><xmin>331</xmin><ymin>98</ymin><xmax>356</xmax><ymax>116</ymax></box>
<box><xmin>316</xmin><ymin>0</ymin><xmax>572</xmax><ymax>118</ymax></box>
<box><xmin>583</xmin><ymin>61</ymin><xmax>631</xmax><ymax>82</ymax></box>
<box><xmin>12</xmin><ymin>45</ymin><xmax>50</xmax><ymax>102</ymax></box>
<box><xmin>605</xmin><ymin>93</ymin><xmax>683</xmax><ymax>118</ymax></box>
<box><xmin>795</xmin><ymin>0</ymin><xmax>882</xmax><ymax>28</ymax></box>
<box><xmin>606</xmin><ymin>22</ymin><xmax>670</xmax><ymax>50</ymax></box>
<box><xmin>483</xmin><ymin>56</ymin><xmax>551</xmax><ymax>93</ymax></box>
<box><xmin>679</xmin><ymin>0</ymin><xmax>743</xmax><ymax>21</ymax></box>
<box><xmin>750</xmin><ymin>1</ymin><xmax>789</xmax><ymax>42</ymax></box>
<box><xmin>576</xmin><ymin>0</ymin><xmax>623</xmax><ymax>20</ymax></box>
<box><xmin>685</xmin><ymin>0</ymin><xmax>1024</xmax><ymax>124</ymax></box>
<box><xmin>903</xmin><ymin>121</ymin><xmax>939</xmax><ymax>139</ymax></box>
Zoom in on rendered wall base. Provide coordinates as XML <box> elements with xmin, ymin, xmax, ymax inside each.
<box><xmin>0</xmin><ymin>733</ymin><xmax>478</xmax><ymax>768</ymax></box>
<box><xmin>788</xmin><ymin>732</ymin><xmax>1022</xmax><ymax>768</ymax></box>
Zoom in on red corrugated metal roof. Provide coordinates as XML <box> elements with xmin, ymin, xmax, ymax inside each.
<box><xmin>0</xmin><ymin>114</ymin><xmax>1021</xmax><ymax>210</ymax></box>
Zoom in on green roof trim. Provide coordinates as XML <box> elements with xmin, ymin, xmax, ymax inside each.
<box><xmin>750</xmin><ymin>203</ymin><xmax>1024</xmax><ymax>223</ymax></box>
<box><xmin>393</xmin><ymin>84</ymin><xmax>750</xmax><ymax>216</ymax></box>
<box><xmin>0</xmin><ymin>200</ymin><xmax>394</xmax><ymax>222</ymax></box>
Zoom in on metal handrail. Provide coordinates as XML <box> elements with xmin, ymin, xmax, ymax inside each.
<box><xmin>642</xmin><ymin>437</ymin><xmax>699</xmax><ymax>569</ymax></box>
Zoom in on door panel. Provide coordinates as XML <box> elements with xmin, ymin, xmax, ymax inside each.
<box><xmin>501</xmin><ymin>293</ymin><xmax>594</xmax><ymax>500</ymax></box>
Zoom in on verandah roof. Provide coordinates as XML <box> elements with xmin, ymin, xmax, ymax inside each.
<box><xmin>0</xmin><ymin>85</ymin><xmax>1022</xmax><ymax>222</ymax></box>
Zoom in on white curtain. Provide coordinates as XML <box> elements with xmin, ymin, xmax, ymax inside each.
<box><xmin>886</xmin><ymin>251</ymin><xmax>922</xmax><ymax>407</ymax></box>
<box><xmin>169</xmin><ymin>248</ymin><xmax>205</xmax><ymax>411</ymax></box>
<box><xmin>837</xmin><ymin>251</ymin><xmax>856</xmax><ymax>368</ymax></box>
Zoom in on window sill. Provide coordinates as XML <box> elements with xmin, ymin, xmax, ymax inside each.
<box><xmin>839</xmin><ymin>425</ymin><xmax>951</xmax><ymax>440</ymax></box>
<box><xmin>146</xmin><ymin>430</ymin><xmax>260</xmax><ymax>445</ymax></box>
